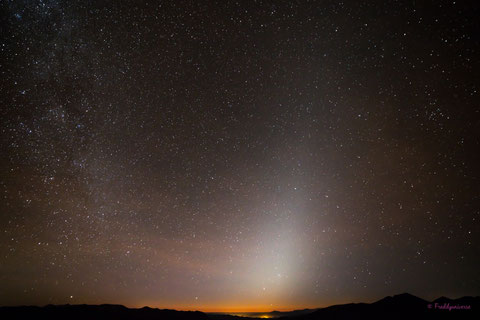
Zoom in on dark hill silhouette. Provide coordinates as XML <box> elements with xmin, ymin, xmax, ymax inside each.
<box><xmin>1</xmin><ymin>294</ymin><xmax>478</xmax><ymax>320</ymax></box>
<box><xmin>373</xmin><ymin>292</ymin><xmax>428</xmax><ymax>306</ymax></box>
<box><xmin>293</xmin><ymin>293</ymin><xmax>479</xmax><ymax>320</ymax></box>
<box><xmin>0</xmin><ymin>304</ymin><xmax>209</xmax><ymax>320</ymax></box>
<box><xmin>269</xmin><ymin>308</ymin><xmax>318</xmax><ymax>317</ymax></box>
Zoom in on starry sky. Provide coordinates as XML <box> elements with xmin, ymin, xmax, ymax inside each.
<box><xmin>1</xmin><ymin>0</ymin><xmax>479</xmax><ymax>313</ymax></box>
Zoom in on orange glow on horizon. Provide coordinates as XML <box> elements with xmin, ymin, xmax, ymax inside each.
<box><xmin>131</xmin><ymin>302</ymin><xmax>322</xmax><ymax>313</ymax></box>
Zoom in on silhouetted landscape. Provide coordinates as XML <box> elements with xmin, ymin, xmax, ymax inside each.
<box><xmin>1</xmin><ymin>294</ymin><xmax>478</xmax><ymax>320</ymax></box>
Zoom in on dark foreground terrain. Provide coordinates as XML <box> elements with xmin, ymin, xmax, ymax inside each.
<box><xmin>1</xmin><ymin>293</ymin><xmax>478</xmax><ymax>320</ymax></box>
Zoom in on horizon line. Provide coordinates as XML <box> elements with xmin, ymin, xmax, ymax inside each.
<box><xmin>2</xmin><ymin>293</ymin><xmax>477</xmax><ymax>313</ymax></box>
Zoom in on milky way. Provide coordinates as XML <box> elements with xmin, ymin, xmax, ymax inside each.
<box><xmin>0</xmin><ymin>0</ymin><xmax>479</xmax><ymax>312</ymax></box>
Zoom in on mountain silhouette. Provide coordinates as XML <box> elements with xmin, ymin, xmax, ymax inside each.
<box><xmin>269</xmin><ymin>308</ymin><xmax>318</xmax><ymax>317</ymax></box>
<box><xmin>1</xmin><ymin>294</ymin><xmax>478</xmax><ymax>320</ymax></box>
<box><xmin>295</xmin><ymin>293</ymin><xmax>478</xmax><ymax>320</ymax></box>
<box><xmin>0</xmin><ymin>304</ymin><xmax>210</xmax><ymax>320</ymax></box>
<box><xmin>373</xmin><ymin>292</ymin><xmax>428</xmax><ymax>305</ymax></box>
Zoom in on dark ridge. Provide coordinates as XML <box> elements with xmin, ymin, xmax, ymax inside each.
<box><xmin>297</xmin><ymin>293</ymin><xmax>479</xmax><ymax>320</ymax></box>
<box><xmin>269</xmin><ymin>308</ymin><xmax>318</xmax><ymax>317</ymax></box>
<box><xmin>373</xmin><ymin>292</ymin><xmax>428</xmax><ymax>305</ymax></box>
<box><xmin>1</xmin><ymin>294</ymin><xmax>479</xmax><ymax>320</ymax></box>
<box><xmin>0</xmin><ymin>304</ymin><xmax>209</xmax><ymax>320</ymax></box>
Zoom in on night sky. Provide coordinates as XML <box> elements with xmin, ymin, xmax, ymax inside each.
<box><xmin>1</xmin><ymin>0</ymin><xmax>479</xmax><ymax>313</ymax></box>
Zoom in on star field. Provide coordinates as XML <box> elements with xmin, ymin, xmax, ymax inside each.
<box><xmin>0</xmin><ymin>0</ymin><xmax>479</xmax><ymax>312</ymax></box>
